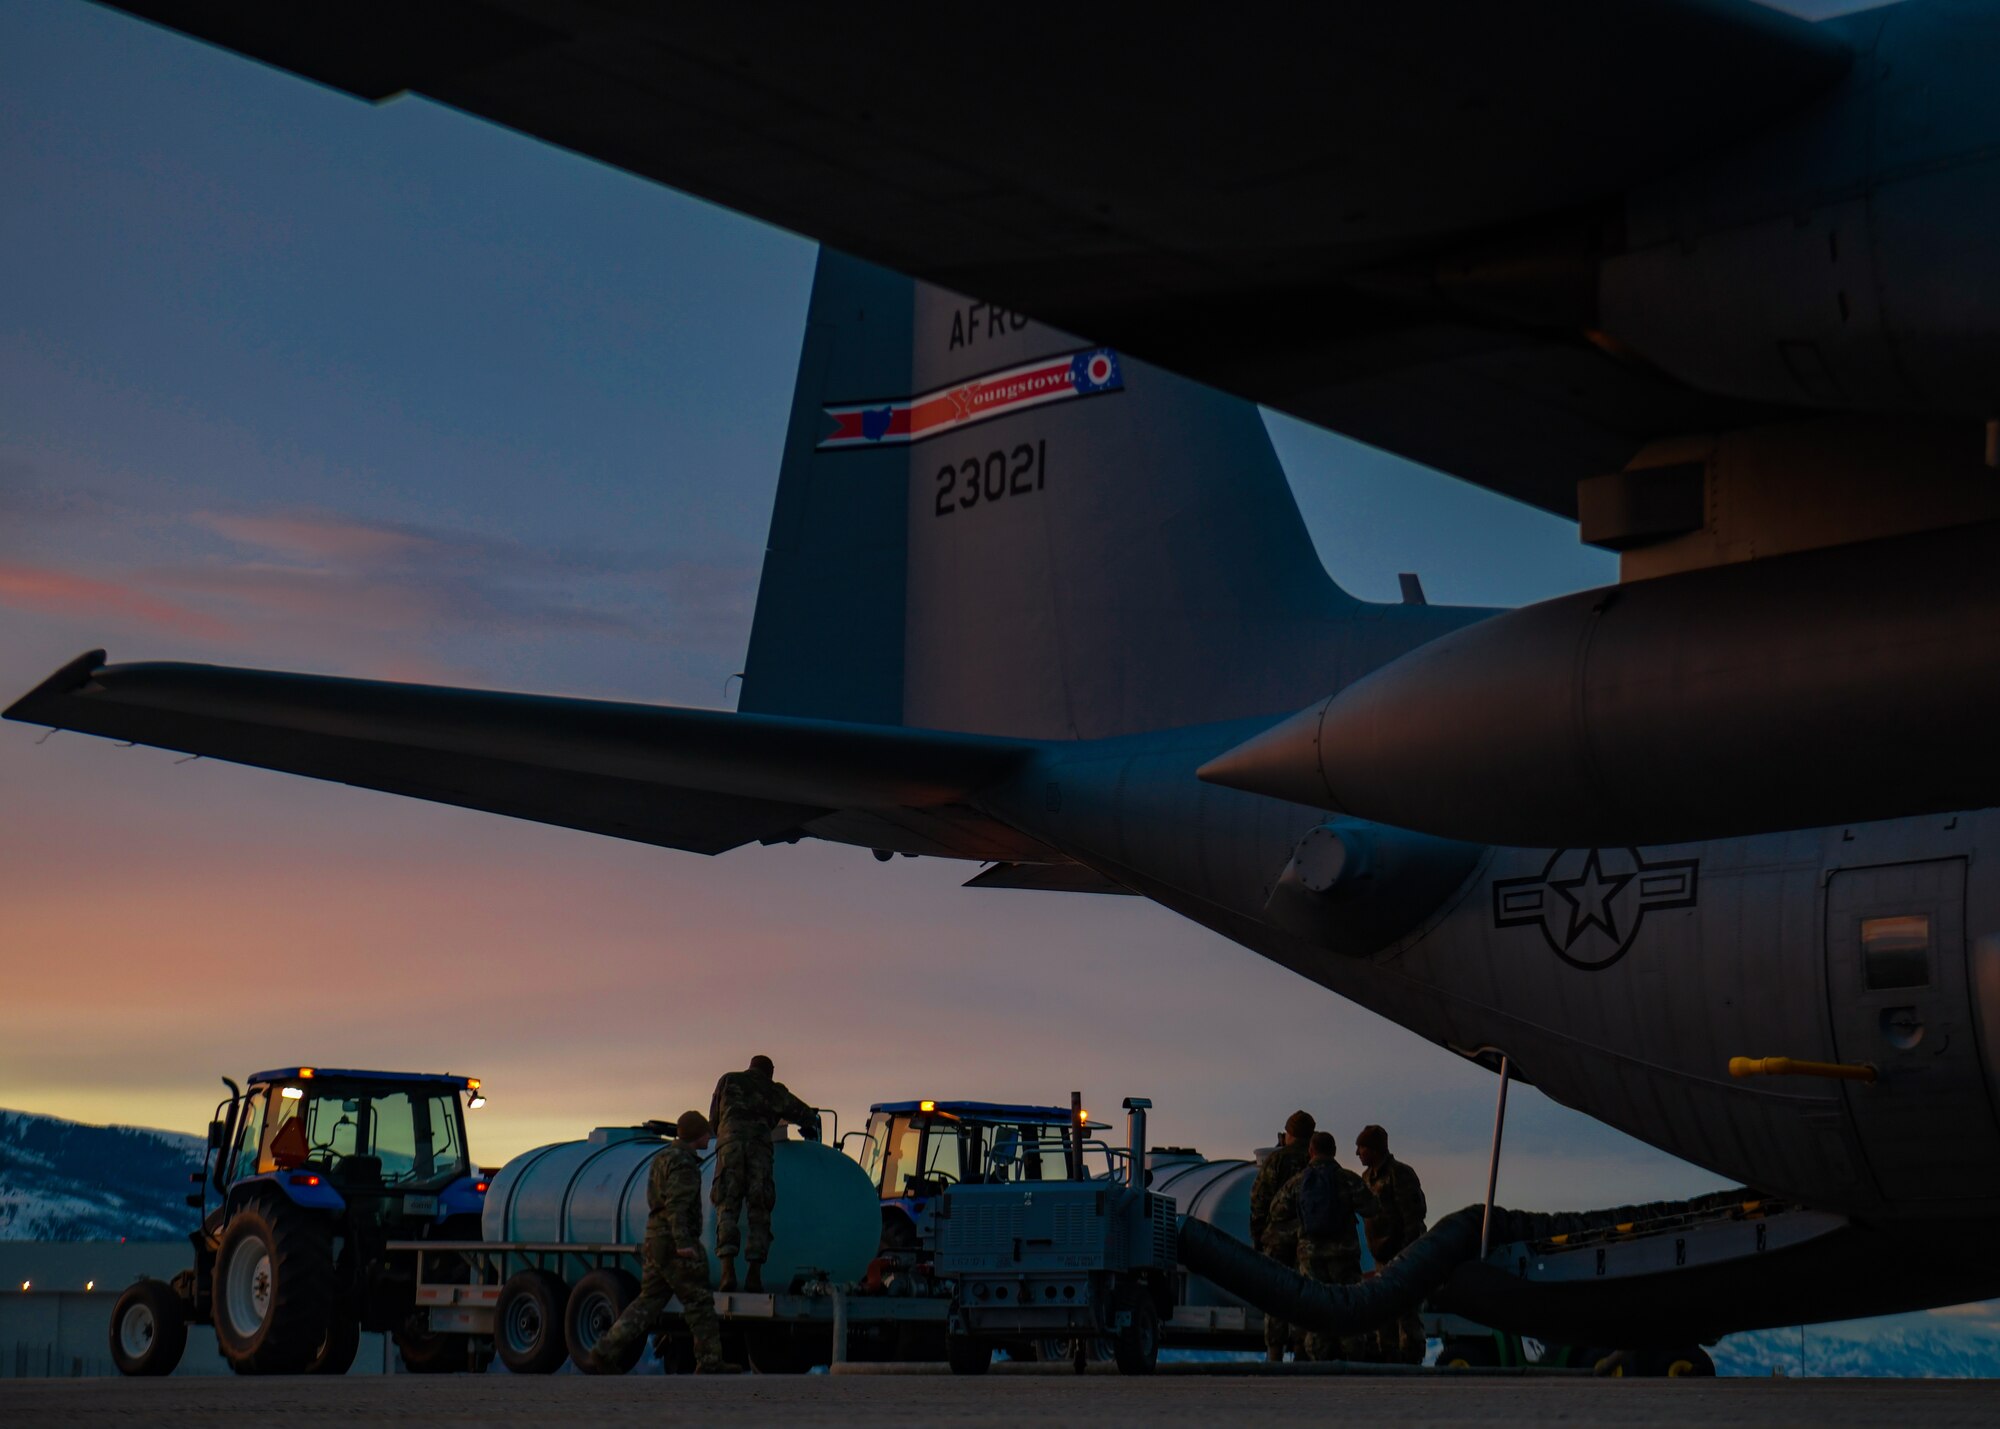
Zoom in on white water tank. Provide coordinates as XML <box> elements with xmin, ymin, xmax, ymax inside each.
<box><xmin>482</xmin><ymin>1128</ymin><xmax>880</xmax><ymax>1287</ymax></box>
<box><xmin>1149</xmin><ymin>1148</ymin><xmax>1257</xmax><ymax>1310</ymax></box>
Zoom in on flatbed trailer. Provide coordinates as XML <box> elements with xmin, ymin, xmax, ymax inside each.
<box><xmin>1426</xmin><ymin>1194</ymin><xmax>1846</xmax><ymax>1373</ymax></box>
<box><xmin>393</xmin><ymin>1240</ymin><xmax>951</xmax><ymax>1372</ymax></box>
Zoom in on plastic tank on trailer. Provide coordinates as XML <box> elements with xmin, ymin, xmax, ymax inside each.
<box><xmin>1148</xmin><ymin>1148</ymin><xmax>1258</xmax><ymax>1311</ymax></box>
<box><xmin>482</xmin><ymin>1127</ymin><xmax>880</xmax><ymax>1288</ymax></box>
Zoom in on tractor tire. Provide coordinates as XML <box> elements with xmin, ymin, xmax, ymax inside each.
<box><xmin>495</xmin><ymin>1269</ymin><xmax>570</xmax><ymax>1374</ymax></box>
<box><xmin>394</xmin><ymin>1323</ymin><xmax>473</xmax><ymax>1374</ymax></box>
<box><xmin>109</xmin><ymin>1278</ymin><xmax>189</xmax><ymax>1376</ymax></box>
<box><xmin>1112</xmin><ymin>1299</ymin><xmax>1160</xmax><ymax>1376</ymax></box>
<box><xmin>566</xmin><ymin>1268</ymin><xmax>641</xmax><ymax>1374</ymax></box>
<box><xmin>307</xmin><ymin>1315</ymin><xmax>361</xmax><ymax>1375</ymax></box>
<box><xmin>213</xmin><ymin>1194</ymin><xmax>335</xmax><ymax>1374</ymax></box>
<box><xmin>945</xmin><ymin>1334</ymin><xmax>992</xmax><ymax>1375</ymax></box>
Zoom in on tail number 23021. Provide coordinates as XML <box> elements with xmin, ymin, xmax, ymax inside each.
<box><xmin>935</xmin><ymin>440</ymin><xmax>1046</xmax><ymax>517</ymax></box>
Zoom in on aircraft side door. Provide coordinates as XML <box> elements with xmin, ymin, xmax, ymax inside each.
<box><xmin>1825</xmin><ymin>858</ymin><xmax>2000</xmax><ymax>1204</ymax></box>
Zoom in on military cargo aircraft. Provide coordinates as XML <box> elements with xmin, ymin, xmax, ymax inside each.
<box><xmin>13</xmin><ymin>0</ymin><xmax>2000</xmax><ymax>1344</ymax></box>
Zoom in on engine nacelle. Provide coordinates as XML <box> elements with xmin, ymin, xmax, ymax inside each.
<box><xmin>1201</xmin><ymin>520</ymin><xmax>2000</xmax><ymax>849</ymax></box>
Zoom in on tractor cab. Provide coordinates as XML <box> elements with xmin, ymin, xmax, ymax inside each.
<box><xmin>205</xmin><ymin>1068</ymin><xmax>485</xmax><ymax>1230</ymax></box>
<box><xmin>852</xmin><ymin>1100</ymin><xmax>1116</xmax><ymax>1252</ymax></box>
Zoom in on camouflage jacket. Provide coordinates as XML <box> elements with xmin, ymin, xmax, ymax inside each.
<box><xmin>646</xmin><ymin>1141</ymin><xmax>705</xmax><ymax>1251</ymax></box>
<box><xmin>1361</xmin><ymin>1153</ymin><xmax>1428</xmax><ymax>1263</ymax></box>
<box><xmin>1249</xmin><ymin>1140</ymin><xmax>1311</xmax><ymax>1250</ymax></box>
<box><xmin>1273</xmin><ymin>1159</ymin><xmax>1381</xmax><ymax>1256</ymax></box>
<box><xmin>708</xmin><ymin>1067</ymin><xmax>815</xmax><ymax>1142</ymax></box>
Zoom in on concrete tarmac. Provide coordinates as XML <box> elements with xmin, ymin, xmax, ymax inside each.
<box><xmin>3</xmin><ymin>1375</ymin><xmax>1997</xmax><ymax>1427</ymax></box>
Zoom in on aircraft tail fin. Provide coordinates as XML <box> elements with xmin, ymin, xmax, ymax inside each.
<box><xmin>741</xmin><ymin>250</ymin><xmax>1471</xmax><ymax>739</ymax></box>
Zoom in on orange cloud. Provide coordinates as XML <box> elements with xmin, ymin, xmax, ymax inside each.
<box><xmin>192</xmin><ymin>511</ymin><xmax>432</xmax><ymax>564</ymax></box>
<box><xmin>0</xmin><ymin>561</ymin><xmax>238</xmax><ymax>641</ymax></box>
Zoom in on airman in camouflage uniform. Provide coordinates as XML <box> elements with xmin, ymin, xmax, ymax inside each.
<box><xmin>1248</xmin><ymin>1109</ymin><xmax>1315</xmax><ymax>1361</ymax></box>
<box><xmin>588</xmin><ymin>1110</ymin><xmax>739</xmax><ymax>1374</ymax></box>
<box><xmin>1272</xmin><ymin>1131</ymin><xmax>1382</xmax><ymax>1363</ymax></box>
<box><xmin>1356</xmin><ymin>1123</ymin><xmax>1429</xmax><ymax>1364</ymax></box>
<box><xmin>708</xmin><ymin>1054</ymin><xmax>819</xmax><ymax>1292</ymax></box>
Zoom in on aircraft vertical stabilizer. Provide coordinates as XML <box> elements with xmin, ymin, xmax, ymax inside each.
<box><xmin>741</xmin><ymin>250</ymin><xmax>1480</xmax><ymax>740</ymax></box>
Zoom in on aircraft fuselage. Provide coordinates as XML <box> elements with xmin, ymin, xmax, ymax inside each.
<box><xmin>983</xmin><ymin>722</ymin><xmax>2000</xmax><ymax>1240</ymax></box>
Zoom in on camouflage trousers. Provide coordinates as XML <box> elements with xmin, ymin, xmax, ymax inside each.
<box><xmin>596</xmin><ymin>1229</ymin><xmax>723</xmax><ymax>1370</ymax></box>
<box><xmin>1261</xmin><ymin>1236</ymin><xmax>1299</xmax><ymax>1356</ymax></box>
<box><xmin>710</xmin><ymin>1133</ymin><xmax>776</xmax><ymax>1264</ymax></box>
<box><xmin>1296</xmin><ymin>1245</ymin><xmax>1368</xmax><ymax>1364</ymax></box>
<box><xmin>1371</xmin><ymin>1307</ymin><xmax>1428</xmax><ymax>1364</ymax></box>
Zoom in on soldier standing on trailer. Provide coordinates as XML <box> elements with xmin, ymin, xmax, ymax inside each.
<box><xmin>709</xmin><ymin>1054</ymin><xmax>820</xmax><ymax>1292</ymax></box>
<box><xmin>586</xmin><ymin>1110</ymin><xmax>740</xmax><ymax>1375</ymax></box>
<box><xmin>1249</xmin><ymin>1109</ymin><xmax>1315</xmax><ymax>1361</ymax></box>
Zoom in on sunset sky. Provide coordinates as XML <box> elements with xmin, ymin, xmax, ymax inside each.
<box><xmin>4</xmin><ymin>0</ymin><xmax>1742</xmax><ymax>1221</ymax></box>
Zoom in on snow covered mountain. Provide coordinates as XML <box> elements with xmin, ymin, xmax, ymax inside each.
<box><xmin>1715</xmin><ymin>1313</ymin><xmax>2000</xmax><ymax>1378</ymax></box>
<box><xmin>0</xmin><ymin>1108</ymin><xmax>204</xmax><ymax>1241</ymax></box>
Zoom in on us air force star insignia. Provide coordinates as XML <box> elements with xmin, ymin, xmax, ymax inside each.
<box><xmin>1492</xmin><ymin>848</ymin><xmax>1698</xmax><ymax>970</ymax></box>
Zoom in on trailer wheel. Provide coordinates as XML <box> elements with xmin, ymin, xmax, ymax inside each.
<box><xmin>567</xmin><ymin>1268</ymin><xmax>641</xmax><ymax>1374</ymax></box>
<box><xmin>109</xmin><ymin>1278</ymin><xmax>188</xmax><ymax>1376</ymax></box>
<box><xmin>214</xmin><ymin>1194</ymin><xmax>335</xmax><ymax>1374</ymax></box>
<box><xmin>495</xmin><ymin>1269</ymin><xmax>570</xmax><ymax>1374</ymax></box>
<box><xmin>945</xmin><ymin>1334</ymin><xmax>991</xmax><ymax>1375</ymax></box>
<box><xmin>307</xmin><ymin>1316</ymin><xmax>360</xmax><ymax>1375</ymax></box>
<box><xmin>1112</xmin><ymin>1298</ymin><xmax>1159</xmax><ymax>1376</ymax></box>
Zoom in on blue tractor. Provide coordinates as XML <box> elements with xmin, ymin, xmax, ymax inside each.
<box><xmin>108</xmin><ymin>1068</ymin><xmax>488</xmax><ymax>1376</ymax></box>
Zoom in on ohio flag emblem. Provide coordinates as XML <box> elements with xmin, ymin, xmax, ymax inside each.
<box><xmin>819</xmin><ymin>348</ymin><xmax>1123</xmax><ymax>449</ymax></box>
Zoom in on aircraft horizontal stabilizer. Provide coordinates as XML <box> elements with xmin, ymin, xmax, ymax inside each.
<box><xmin>4</xmin><ymin>653</ymin><xmax>1035</xmax><ymax>856</ymax></box>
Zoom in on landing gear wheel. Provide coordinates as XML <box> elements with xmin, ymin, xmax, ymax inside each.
<box><xmin>566</xmin><ymin>1268</ymin><xmax>641</xmax><ymax>1374</ymax></box>
<box><xmin>307</xmin><ymin>1316</ymin><xmax>361</xmax><ymax>1375</ymax></box>
<box><xmin>108</xmin><ymin>1279</ymin><xmax>188</xmax><ymax>1376</ymax></box>
<box><xmin>1440</xmin><ymin>1334</ymin><xmax>1501</xmax><ymax>1368</ymax></box>
<box><xmin>394</xmin><ymin>1322</ymin><xmax>473</xmax><ymax>1374</ymax></box>
<box><xmin>945</xmin><ymin>1334</ymin><xmax>992</xmax><ymax>1375</ymax></box>
<box><xmin>1113</xmin><ymin>1299</ymin><xmax>1159</xmax><ymax>1376</ymax></box>
<box><xmin>213</xmin><ymin>1195</ymin><xmax>335</xmax><ymax>1374</ymax></box>
<box><xmin>495</xmin><ymin>1269</ymin><xmax>570</xmax><ymax>1374</ymax></box>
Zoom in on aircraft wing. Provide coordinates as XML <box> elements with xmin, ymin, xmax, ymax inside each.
<box><xmin>98</xmin><ymin>1</ymin><xmax>1850</xmax><ymax>515</ymax></box>
<box><xmin>4</xmin><ymin>651</ymin><xmax>1038</xmax><ymax>856</ymax></box>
